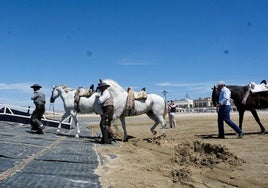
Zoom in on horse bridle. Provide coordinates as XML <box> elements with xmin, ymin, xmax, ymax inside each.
<box><xmin>49</xmin><ymin>86</ymin><xmax>57</xmax><ymax>116</ymax></box>
<box><xmin>50</xmin><ymin>86</ymin><xmax>57</xmax><ymax>103</ymax></box>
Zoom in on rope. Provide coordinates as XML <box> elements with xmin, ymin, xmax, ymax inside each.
<box><xmin>49</xmin><ymin>103</ymin><xmax>55</xmax><ymax>117</ymax></box>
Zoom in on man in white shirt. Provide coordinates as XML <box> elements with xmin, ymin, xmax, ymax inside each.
<box><xmin>97</xmin><ymin>82</ymin><xmax>115</xmax><ymax>144</ymax></box>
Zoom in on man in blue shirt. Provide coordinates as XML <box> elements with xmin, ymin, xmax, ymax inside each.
<box><xmin>216</xmin><ymin>81</ymin><xmax>243</xmax><ymax>139</ymax></box>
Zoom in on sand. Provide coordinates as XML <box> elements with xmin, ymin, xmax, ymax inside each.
<box><xmin>90</xmin><ymin>111</ymin><xmax>268</xmax><ymax>188</ymax></box>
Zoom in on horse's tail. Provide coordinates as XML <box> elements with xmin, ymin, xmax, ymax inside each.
<box><xmin>163</xmin><ymin>100</ymin><xmax>168</xmax><ymax>119</ymax></box>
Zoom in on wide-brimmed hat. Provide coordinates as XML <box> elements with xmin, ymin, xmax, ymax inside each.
<box><xmin>30</xmin><ymin>84</ymin><xmax>42</xmax><ymax>89</ymax></box>
<box><xmin>217</xmin><ymin>81</ymin><xmax>225</xmax><ymax>86</ymax></box>
<box><xmin>97</xmin><ymin>82</ymin><xmax>110</xmax><ymax>89</ymax></box>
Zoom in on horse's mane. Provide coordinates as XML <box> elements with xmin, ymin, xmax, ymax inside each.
<box><xmin>102</xmin><ymin>79</ymin><xmax>126</xmax><ymax>93</ymax></box>
<box><xmin>56</xmin><ymin>84</ymin><xmax>74</xmax><ymax>92</ymax></box>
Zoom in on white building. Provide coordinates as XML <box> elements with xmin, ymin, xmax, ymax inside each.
<box><xmin>173</xmin><ymin>98</ymin><xmax>194</xmax><ymax>112</ymax></box>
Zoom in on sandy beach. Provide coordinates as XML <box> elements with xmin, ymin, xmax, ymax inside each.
<box><xmin>90</xmin><ymin>111</ymin><xmax>268</xmax><ymax>188</ymax></box>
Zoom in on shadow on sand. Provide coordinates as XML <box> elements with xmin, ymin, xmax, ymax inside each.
<box><xmin>195</xmin><ymin>131</ymin><xmax>267</xmax><ymax>139</ymax></box>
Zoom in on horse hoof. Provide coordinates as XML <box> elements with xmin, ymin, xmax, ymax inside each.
<box><xmin>75</xmin><ymin>134</ymin><xmax>79</xmax><ymax>138</ymax></box>
<box><xmin>151</xmin><ymin>131</ymin><xmax>157</xmax><ymax>135</ymax></box>
<box><xmin>56</xmin><ymin>129</ymin><xmax>61</xmax><ymax>134</ymax></box>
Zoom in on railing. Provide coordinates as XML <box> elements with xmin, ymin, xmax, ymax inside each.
<box><xmin>0</xmin><ymin>104</ymin><xmax>72</xmax><ymax>129</ymax></box>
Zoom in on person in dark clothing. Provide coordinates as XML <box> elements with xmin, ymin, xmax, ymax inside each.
<box><xmin>97</xmin><ymin>81</ymin><xmax>116</xmax><ymax>144</ymax></box>
<box><xmin>168</xmin><ymin>100</ymin><xmax>176</xmax><ymax>128</ymax></box>
<box><xmin>30</xmin><ymin>84</ymin><xmax>46</xmax><ymax>134</ymax></box>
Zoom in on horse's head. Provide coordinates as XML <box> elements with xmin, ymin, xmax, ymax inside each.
<box><xmin>50</xmin><ymin>85</ymin><xmax>60</xmax><ymax>103</ymax></box>
<box><xmin>211</xmin><ymin>85</ymin><xmax>220</xmax><ymax>107</ymax></box>
<box><xmin>102</xmin><ymin>79</ymin><xmax>126</xmax><ymax>95</ymax></box>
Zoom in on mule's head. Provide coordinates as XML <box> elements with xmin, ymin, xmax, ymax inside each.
<box><xmin>211</xmin><ymin>85</ymin><xmax>220</xmax><ymax>107</ymax></box>
<box><xmin>50</xmin><ymin>85</ymin><xmax>59</xmax><ymax>103</ymax></box>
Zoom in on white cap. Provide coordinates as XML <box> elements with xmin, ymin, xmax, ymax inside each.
<box><xmin>217</xmin><ymin>81</ymin><xmax>225</xmax><ymax>86</ymax></box>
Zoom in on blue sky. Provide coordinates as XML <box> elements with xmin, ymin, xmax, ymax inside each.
<box><xmin>0</xmin><ymin>0</ymin><xmax>268</xmax><ymax>111</ymax></box>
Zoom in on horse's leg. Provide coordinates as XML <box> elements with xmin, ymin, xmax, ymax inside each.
<box><xmin>153</xmin><ymin>113</ymin><xmax>166</xmax><ymax>134</ymax></box>
<box><xmin>57</xmin><ymin>112</ymin><xmax>71</xmax><ymax>134</ymax></box>
<box><xmin>158</xmin><ymin>114</ymin><xmax>167</xmax><ymax>135</ymax></box>
<box><xmin>146</xmin><ymin>111</ymin><xmax>161</xmax><ymax>135</ymax></box>
<box><xmin>71</xmin><ymin>110</ymin><xmax>80</xmax><ymax>138</ymax></box>
<box><xmin>150</xmin><ymin>120</ymin><xmax>160</xmax><ymax>135</ymax></box>
<box><xmin>238</xmin><ymin>109</ymin><xmax>245</xmax><ymax>131</ymax></box>
<box><xmin>250</xmin><ymin>109</ymin><xmax>266</xmax><ymax>134</ymax></box>
<box><xmin>119</xmin><ymin>116</ymin><xmax>128</xmax><ymax>142</ymax></box>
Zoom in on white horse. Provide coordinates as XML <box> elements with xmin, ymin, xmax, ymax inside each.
<box><xmin>100</xmin><ymin>79</ymin><xmax>167</xmax><ymax>141</ymax></box>
<box><xmin>50</xmin><ymin>80</ymin><xmax>167</xmax><ymax>141</ymax></box>
<box><xmin>49</xmin><ymin>85</ymin><xmax>102</xmax><ymax>137</ymax></box>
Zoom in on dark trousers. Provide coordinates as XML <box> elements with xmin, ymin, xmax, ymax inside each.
<box><xmin>100</xmin><ymin>105</ymin><xmax>114</xmax><ymax>143</ymax></box>
<box><xmin>30</xmin><ymin>103</ymin><xmax>45</xmax><ymax>130</ymax></box>
<box><xmin>218</xmin><ymin>105</ymin><xmax>242</xmax><ymax>137</ymax></box>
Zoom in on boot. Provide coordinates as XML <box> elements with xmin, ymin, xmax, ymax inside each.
<box><xmin>38</xmin><ymin>124</ymin><xmax>45</xmax><ymax>129</ymax></box>
<box><xmin>31</xmin><ymin>124</ymin><xmax>38</xmax><ymax>130</ymax></box>
<box><xmin>101</xmin><ymin>126</ymin><xmax>111</xmax><ymax>144</ymax></box>
<box><xmin>107</xmin><ymin>126</ymin><xmax>116</xmax><ymax>142</ymax></box>
<box><xmin>36</xmin><ymin>128</ymin><xmax>44</xmax><ymax>134</ymax></box>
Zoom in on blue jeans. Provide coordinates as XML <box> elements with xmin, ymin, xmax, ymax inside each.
<box><xmin>218</xmin><ymin>105</ymin><xmax>242</xmax><ymax>137</ymax></box>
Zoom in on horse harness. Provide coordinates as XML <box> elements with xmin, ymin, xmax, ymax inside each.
<box><xmin>126</xmin><ymin>87</ymin><xmax>147</xmax><ymax>116</ymax></box>
<box><xmin>241</xmin><ymin>88</ymin><xmax>263</xmax><ymax>107</ymax></box>
<box><xmin>74</xmin><ymin>87</ymin><xmax>94</xmax><ymax>112</ymax></box>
